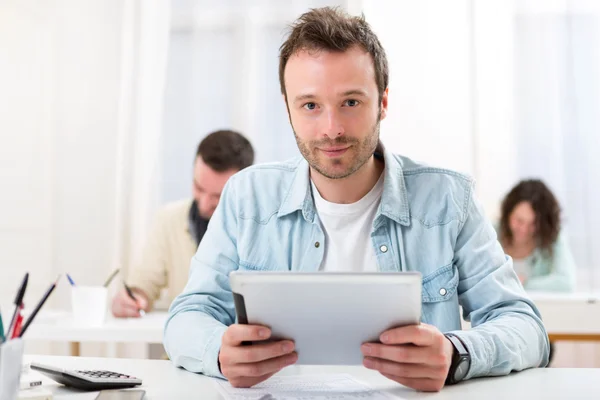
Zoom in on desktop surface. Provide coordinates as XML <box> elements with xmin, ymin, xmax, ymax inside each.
<box><xmin>23</xmin><ymin>355</ymin><xmax>600</xmax><ymax>400</ymax></box>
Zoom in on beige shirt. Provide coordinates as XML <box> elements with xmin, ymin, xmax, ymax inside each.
<box><xmin>127</xmin><ymin>198</ymin><xmax>198</xmax><ymax>308</ymax></box>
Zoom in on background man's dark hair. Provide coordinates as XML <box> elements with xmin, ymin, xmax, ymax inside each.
<box><xmin>279</xmin><ymin>7</ymin><xmax>388</xmax><ymax>102</ymax></box>
<box><xmin>196</xmin><ymin>130</ymin><xmax>254</xmax><ymax>172</ymax></box>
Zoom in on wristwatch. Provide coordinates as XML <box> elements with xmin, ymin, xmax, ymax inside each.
<box><xmin>444</xmin><ymin>333</ymin><xmax>471</xmax><ymax>385</ymax></box>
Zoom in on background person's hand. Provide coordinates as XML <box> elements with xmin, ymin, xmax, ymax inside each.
<box><xmin>219</xmin><ymin>324</ymin><xmax>298</xmax><ymax>388</ymax></box>
<box><xmin>361</xmin><ymin>323</ymin><xmax>454</xmax><ymax>392</ymax></box>
<box><xmin>111</xmin><ymin>288</ymin><xmax>149</xmax><ymax>318</ymax></box>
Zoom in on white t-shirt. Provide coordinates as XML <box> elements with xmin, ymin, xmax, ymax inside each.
<box><xmin>311</xmin><ymin>174</ymin><xmax>384</xmax><ymax>272</ymax></box>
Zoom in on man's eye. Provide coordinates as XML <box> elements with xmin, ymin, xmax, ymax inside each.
<box><xmin>303</xmin><ymin>102</ymin><xmax>317</xmax><ymax>110</ymax></box>
<box><xmin>344</xmin><ymin>99</ymin><xmax>359</xmax><ymax>107</ymax></box>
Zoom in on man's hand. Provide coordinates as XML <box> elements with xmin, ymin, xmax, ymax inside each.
<box><xmin>219</xmin><ymin>324</ymin><xmax>298</xmax><ymax>388</ymax></box>
<box><xmin>111</xmin><ymin>288</ymin><xmax>149</xmax><ymax>318</ymax></box>
<box><xmin>361</xmin><ymin>323</ymin><xmax>454</xmax><ymax>392</ymax></box>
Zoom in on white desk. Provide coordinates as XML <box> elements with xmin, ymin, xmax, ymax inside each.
<box><xmin>23</xmin><ymin>311</ymin><xmax>167</xmax><ymax>356</ymax></box>
<box><xmin>528</xmin><ymin>292</ymin><xmax>600</xmax><ymax>341</ymax></box>
<box><xmin>23</xmin><ymin>292</ymin><xmax>600</xmax><ymax>358</ymax></box>
<box><xmin>23</xmin><ymin>355</ymin><xmax>600</xmax><ymax>399</ymax></box>
<box><xmin>456</xmin><ymin>292</ymin><xmax>600</xmax><ymax>343</ymax></box>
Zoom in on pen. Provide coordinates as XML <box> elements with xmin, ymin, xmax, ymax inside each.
<box><xmin>7</xmin><ymin>272</ymin><xmax>28</xmax><ymax>340</ymax></box>
<box><xmin>66</xmin><ymin>273</ymin><xmax>76</xmax><ymax>286</ymax></box>
<box><xmin>0</xmin><ymin>307</ymin><xmax>5</xmax><ymax>343</ymax></box>
<box><xmin>19</xmin><ymin>275</ymin><xmax>60</xmax><ymax>338</ymax></box>
<box><xmin>103</xmin><ymin>268</ymin><xmax>120</xmax><ymax>288</ymax></box>
<box><xmin>124</xmin><ymin>282</ymin><xmax>145</xmax><ymax>317</ymax></box>
<box><xmin>11</xmin><ymin>304</ymin><xmax>24</xmax><ymax>339</ymax></box>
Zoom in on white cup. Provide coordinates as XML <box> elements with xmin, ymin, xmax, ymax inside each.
<box><xmin>0</xmin><ymin>338</ymin><xmax>24</xmax><ymax>400</ymax></box>
<box><xmin>71</xmin><ymin>286</ymin><xmax>108</xmax><ymax>326</ymax></box>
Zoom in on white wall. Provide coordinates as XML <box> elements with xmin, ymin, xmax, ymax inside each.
<box><xmin>0</xmin><ymin>0</ymin><xmax>125</xmax><ymax>354</ymax></box>
<box><xmin>0</xmin><ymin>1</ymin><xmax>56</xmax><ymax>311</ymax></box>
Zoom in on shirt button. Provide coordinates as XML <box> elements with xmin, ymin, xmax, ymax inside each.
<box><xmin>380</xmin><ymin>245</ymin><xmax>388</xmax><ymax>253</ymax></box>
<box><xmin>439</xmin><ymin>288</ymin><xmax>447</xmax><ymax>296</ymax></box>
<box><xmin>314</xmin><ymin>241</ymin><xmax>320</xmax><ymax>248</ymax></box>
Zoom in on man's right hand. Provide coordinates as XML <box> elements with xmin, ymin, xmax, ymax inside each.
<box><xmin>111</xmin><ymin>288</ymin><xmax>149</xmax><ymax>318</ymax></box>
<box><xmin>219</xmin><ymin>324</ymin><xmax>298</xmax><ymax>388</ymax></box>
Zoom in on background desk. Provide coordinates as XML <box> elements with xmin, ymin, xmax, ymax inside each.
<box><xmin>456</xmin><ymin>292</ymin><xmax>600</xmax><ymax>344</ymax></box>
<box><xmin>24</xmin><ymin>311</ymin><xmax>167</xmax><ymax>357</ymax></box>
<box><xmin>528</xmin><ymin>292</ymin><xmax>600</xmax><ymax>342</ymax></box>
<box><xmin>24</xmin><ymin>355</ymin><xmax>600</xmax><ymax>399</ymax></box>
<box><xmin>22</xmin><ymin>292</ymin><xmax>600</xmax><ymax>359</ymax></box>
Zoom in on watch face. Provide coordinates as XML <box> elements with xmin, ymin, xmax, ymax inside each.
<box><xmin>454</xmin><ymin>357</ymin><xmax>470</xmax><ymax>382</ymax></box>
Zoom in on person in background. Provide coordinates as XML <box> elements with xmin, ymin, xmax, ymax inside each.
<box><xmin>111</xmin><ymin>130</ymin><xmax>254</xmax><ymax>317</ymax></box>
<box><xmin>498</xmin><ymin>179</ymin><xmax>576</xmax><ymax>292</ymax></box>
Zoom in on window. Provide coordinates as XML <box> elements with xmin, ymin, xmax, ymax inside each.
<box><xmin>160</xmin><ymin>0</ymin><xmax>351</xmax><ymax>203</ymax></box>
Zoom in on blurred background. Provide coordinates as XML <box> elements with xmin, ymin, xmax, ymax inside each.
<box><xmin>1</xmin><ymin>0</ymin><xmax>599</xmax><ymax>365</ymax></box>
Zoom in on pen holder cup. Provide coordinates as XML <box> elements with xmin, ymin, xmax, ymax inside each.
<box><xmin>71</xmin><ymin>286</ymin><xmax>108</xmax><ymax>327</ymax></box>
<box><xmin>0</xmin><ymin>338</ymin><xmax>24</xmax><ymax>400</ymax></box>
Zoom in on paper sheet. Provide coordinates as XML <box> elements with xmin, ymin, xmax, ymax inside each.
<box><xmin>214</xmin><ymin>374</ymin><xmax>399</xmax><ymax>400</ymax></box>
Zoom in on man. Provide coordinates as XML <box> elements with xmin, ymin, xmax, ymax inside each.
<box><xmin>164</xmin><ymin>8</ymin><xmax>549</xmax><ymax>392</ymax></box>
<box><xmin>112</xmin><ymin>130</ymin><xmax>254</xmax><ymax>317</ymax></box>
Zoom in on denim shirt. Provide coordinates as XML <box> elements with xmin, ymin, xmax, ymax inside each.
<box><xmin>164</xmin><ymin>145</ymin><xmax>550</xmax><ymax>381</ymax></box>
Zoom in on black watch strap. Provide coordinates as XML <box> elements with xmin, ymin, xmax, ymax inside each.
<box><xmin>444</xmin><ymin>333</ymin><xmax>471</xmax><ymax>385</ymax></box>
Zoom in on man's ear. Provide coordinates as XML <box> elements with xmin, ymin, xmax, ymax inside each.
<box><xmin>379</xmin><ymin>87</ymin><xmax>389</xmax><ymax>121</ymax></box>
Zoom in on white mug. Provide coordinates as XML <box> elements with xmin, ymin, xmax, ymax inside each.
<box><xmin>71</xmin><ymin>286</ymin><xmax>108</xmax><ymax>327</ymax></box>
<box><xmin>0</xmin><ymin>338</ymin><xmax>24</xmax><ymax>400</ymax></box>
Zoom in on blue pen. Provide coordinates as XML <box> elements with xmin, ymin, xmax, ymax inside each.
<box><xmin>66</xmin><ymin>274</ymin><xmax>76</xmax><ymax>286</ymax></box>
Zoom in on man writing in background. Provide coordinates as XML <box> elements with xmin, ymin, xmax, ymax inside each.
<box><xmin>112</xmin><ymin>130</ymin><xmax>254</xmax><ymax>317</ymax></box>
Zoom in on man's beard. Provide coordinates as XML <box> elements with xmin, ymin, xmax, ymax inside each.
<box><xmin>293</xmin><ymin>119</ymin><xmax>381</xmax><ymax>180</ymax></box>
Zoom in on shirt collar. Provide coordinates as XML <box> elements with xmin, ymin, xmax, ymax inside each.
<box><xmin>277</xmin><ymin>141</ymin><xmax>410</xmax><ymax>226</ymax></box>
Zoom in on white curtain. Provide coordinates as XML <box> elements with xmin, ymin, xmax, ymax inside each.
<box><xmin>160</xmin><ymin>0</ymin><xmax>351</xmax><ymax>204</ymax></box>
<box><xmin>474</xmin><ymin>0</ymin><xmax>600</xmax><ymax>290</ymax></box>
<box><xmin>114</xmin><ymin>0</ymin><xmax>172</xmax><ymax>274</ymax></box>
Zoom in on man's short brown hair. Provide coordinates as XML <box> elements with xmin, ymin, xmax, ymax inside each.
<box><xmin>279</xmin><ymin>7</ymin><xmax>388</xmax><ymax>102</ymax></box>
<box><xmin>196</xmin><ymin>130</ymin><xmax>254</xmax><ymax>172</ymax></box>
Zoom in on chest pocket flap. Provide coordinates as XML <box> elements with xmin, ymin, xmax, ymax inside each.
<box><xmin>422</xmin><ymin>263</ymin><xmax>459</xmax><ymax>303</ymax></box>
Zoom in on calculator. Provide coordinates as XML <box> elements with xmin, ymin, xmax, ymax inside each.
<box><xmin>30</xmin><ymin>362</ymin><xmax>143</xmax><ymax>391</ymax></box>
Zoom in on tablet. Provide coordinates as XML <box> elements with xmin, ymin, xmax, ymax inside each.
<box><xmin>229</xmin><ymin>271</ymin><xmax>422</xmax><ymax>365</ymax></box>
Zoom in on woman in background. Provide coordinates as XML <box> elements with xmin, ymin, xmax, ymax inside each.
<box><xmin>499</xmin><ymin>179</ymin><xmax>576</xmax><ymax>292</ymax></box>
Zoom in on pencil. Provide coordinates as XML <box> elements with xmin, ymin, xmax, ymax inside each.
<box><xmin>19</xmin><ymin>275</ymin><xmax>60</xmax><ymax>337</ymax></box>
<box><xmin>103</xmin><ymin>268</ymin><xmax>120</xmax><ymax>288</ymax></box>
<box><xmin>7</xmin><ymin>273</ymin><xmax>28</xmax><ymax>339</ymax></box>
<box><xmin>124</xmin><ymin>282</ymin><xmax>145</xmax><ymax>317</ymax></box>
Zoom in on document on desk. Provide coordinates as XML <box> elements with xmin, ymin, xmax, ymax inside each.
<box><xmin>214</xmin><ymin>374</ymin><xmax>400</xmax><ymax>399</ymax></box>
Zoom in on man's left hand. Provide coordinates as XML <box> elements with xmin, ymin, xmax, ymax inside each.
<box><xmin>361</xmin><ymin>323</ymin><xmax>454</xmax><ymax>392</ymax></box>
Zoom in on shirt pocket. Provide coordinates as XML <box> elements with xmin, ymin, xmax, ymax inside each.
<box><xmin>420</xmin><ymin>263</ymin><xmax>461</xmax><ymax>330</ymax></box>
<box><xmin>238</xmin><ymin>260</ymin><xmax>290</xmax><ymax>272</ymax></box>
<box><xmin>238</xmin><ymin>260</ymin><xmax>272</xmax><ymax>271</ymax></box>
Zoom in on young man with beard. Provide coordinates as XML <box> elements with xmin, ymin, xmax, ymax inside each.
<box><xmin>164</xmin><ymin>7</ymin><xmax>549</xmax><ymax>392</ymax></box>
